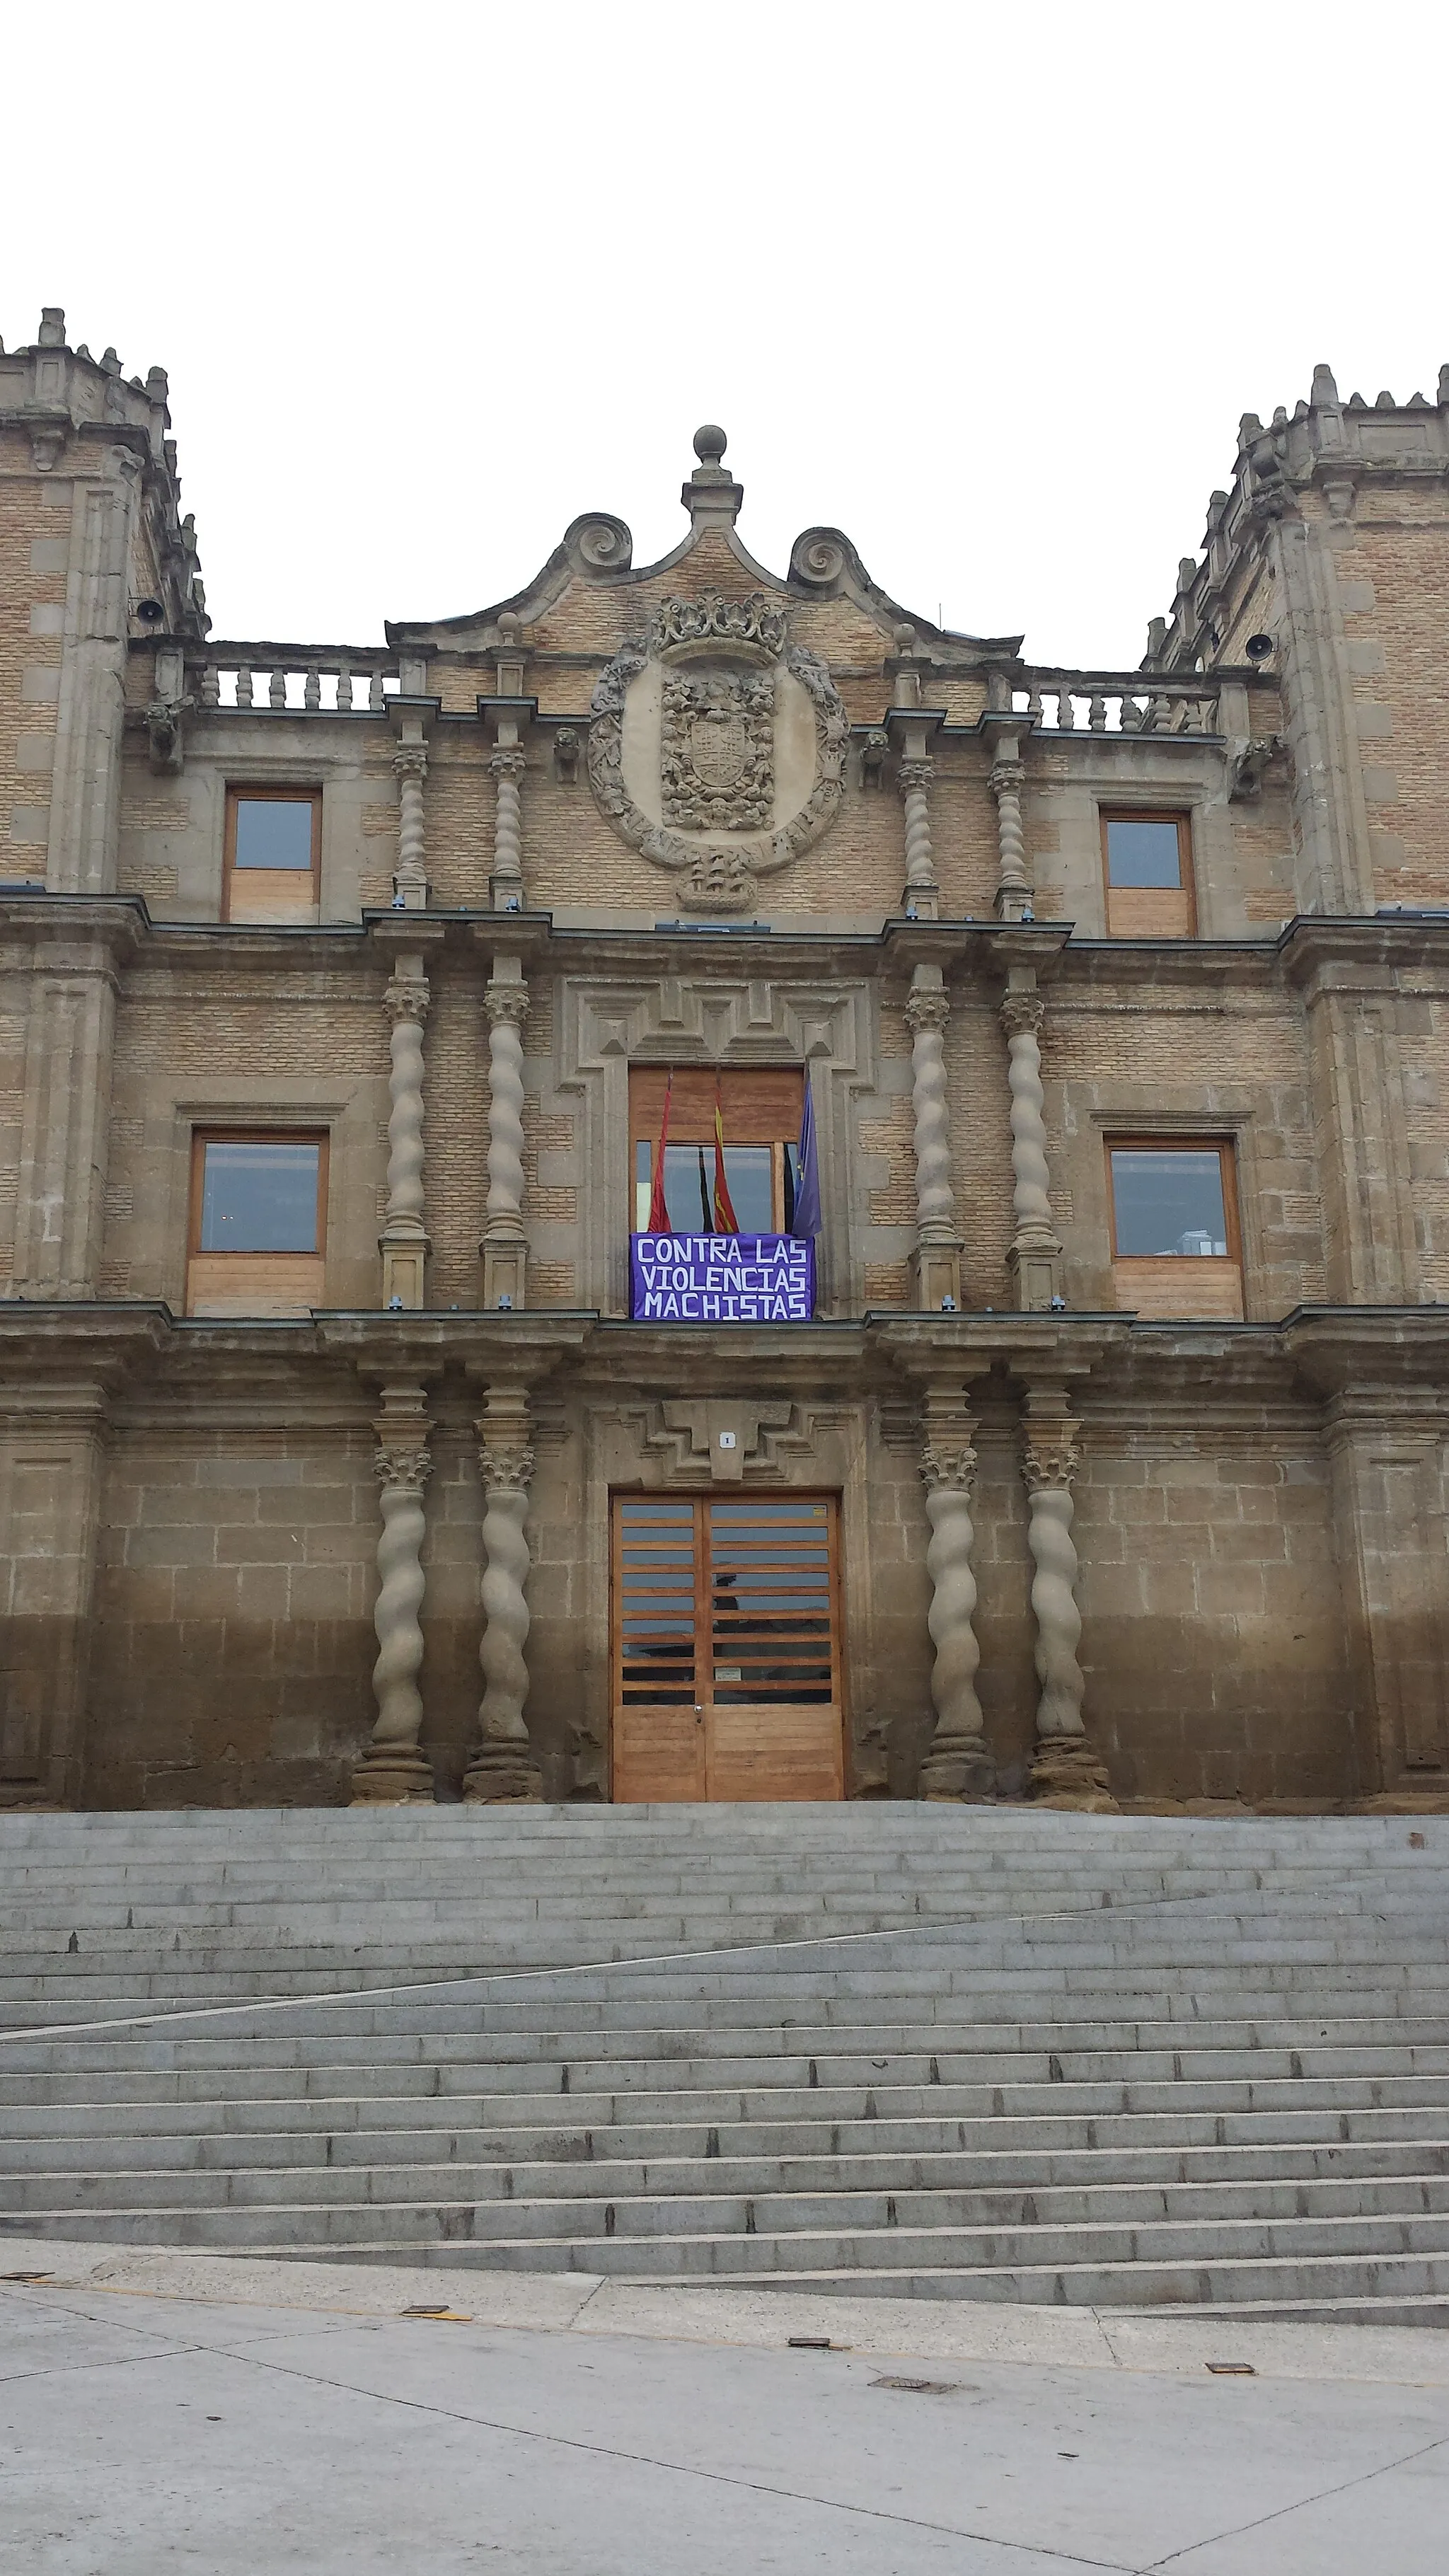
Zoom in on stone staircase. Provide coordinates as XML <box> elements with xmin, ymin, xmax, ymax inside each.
<box><xmin>2</xmin><ymin>1807</ymin><xmax>1448</xmax><ymax>2320</ymax></box>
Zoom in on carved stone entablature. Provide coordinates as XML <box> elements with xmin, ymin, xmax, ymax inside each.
<box><xmin>587</xmin><ymin>588</ymin><xmax>848</xmax><ymax>913</ymax></box>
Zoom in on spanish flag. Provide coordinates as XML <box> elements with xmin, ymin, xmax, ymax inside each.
<box><xmin>712</xmin><ymin>1078</ymin><xmax>740</xmax><ymax>1232</ymax></box>
<box><xmin>647</xmin><ymin>1071</ymin><xmax>672</xmax><ymax>1231</ymax></box>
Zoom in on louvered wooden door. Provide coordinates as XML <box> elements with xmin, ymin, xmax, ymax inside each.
<box><xmin>611</xmin><ymin>1495</ymin><xmax>844</xmax><ymax>1801</ymax></box>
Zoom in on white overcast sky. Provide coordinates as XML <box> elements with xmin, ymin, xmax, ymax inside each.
<box><xmin>4</xmin><ymin>3</ymin><xmax>1444</xmax><ymax>667</ymax></box>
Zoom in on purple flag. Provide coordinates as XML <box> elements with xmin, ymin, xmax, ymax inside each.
<box><xmin>791</xmin><ymin>1070</ymin><xmax>821</xmax><ymax>1240</ymax></box>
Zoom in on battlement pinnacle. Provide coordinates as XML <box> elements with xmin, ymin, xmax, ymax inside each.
<box><xmin>681</xmin><ymin>422</ymin><xmax>744</xmax><ymax>529</ymax></box>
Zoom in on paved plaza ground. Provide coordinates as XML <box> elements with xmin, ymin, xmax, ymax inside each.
<box><xmin>1</xmin><ymin>2243</ymin><xmax>1447</xmax><ymax>2572</ymax></box>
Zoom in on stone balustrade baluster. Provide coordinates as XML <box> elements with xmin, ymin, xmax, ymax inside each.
<box><xmin>1020</xmin><ymin>1390</ymin><xmax>1116</xmax><ymax>1811</ymax></box>
<box><xmin>917</xmin><ymin>1397</ymin><xmax>994</xmax><ymax>1801</ymax></box>
<box><xmin>482</xmin><ymin>971</ymin><xmax>529</xmax><ymax>1310</ymax></box>
<box><xmin>490</xmin><ymin>745</ymin><xmax>526</xmax><ymax>908</ymax></box>
<box><xmin>379</xmin><ymin>963</ymin><xmax>430</xmax><ymax>1310</ymax></box>
<box><xmin>393</xmin><ymin>739</ymin><xmax>428</xmax><ymax>907</ymax></box>
<box><xmin>905</xmin><ymin>971</ymin><xmax>963</xmax><ymax>1311</ymax></box>
<box><xmin>990</xmin><ymin>752</ymin><xmax>1031</xmax><ymax>921</ymax></box>
<box><xmin>898</xmin><ymin>756</ymin><xmax>937</xmax><ymax>915</ymax></box>
<box><xmin>464</xmin><ymin>1389</ymin><xmax>543</xmax><ymax>1803</ymax></box>
<box><xmin>352</xmin><ymin>1385</ymin><xmax>435</xmax><ymax>1805</ymax></box>
<box><xmin>1000</xmin><ymin>983</ymin><xmax>1063</xmax><ymax>1310</ymax></box>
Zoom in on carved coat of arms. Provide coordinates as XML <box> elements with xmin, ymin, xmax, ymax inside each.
<box><xmin>587</xmin><ymin>589</ymin><xmax>848</xmax><ymax>912</ymax></box>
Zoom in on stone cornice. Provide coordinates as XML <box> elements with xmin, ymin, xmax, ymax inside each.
<box><xmin>4</xmin><ymin>1304</ymin><xmax>1449</xmax><ymax>1424</ymax></box>
<box><xmin>7</xmin><ymin>891</ymin><xmax>1449</xmax><ymax>1004</ymax></box>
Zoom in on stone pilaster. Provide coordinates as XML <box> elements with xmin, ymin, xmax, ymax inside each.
<box><xmin>463</xmin><ymin>1387</ymin><xmax>542</xmax><ymax>1803</ymax></box>
<box><xmin>352</xmin><ymin>1385</ymin><xmax>434</xmax><ymax>1805</ymax></box>
<box><xmin>47</xmin><ymin>450</ymin><xmax>140</xmax><ymax>896</ymax></box>
<box><xmin>1020</xmin><ymin>1388</ymin><xmax>1116</xmax><ymax>1810</ymax></box>
<box><xmin>379</xmin><ymin>963</ymin><xmax>430</xmax><ymax>1310</ymax></box>
<box><xmin>0</xmin><ymin>1374</ymin><xmax>110</xmax><ymax>1808</ymax></box>
<box><xmin>481</xmin><ymin>969</ymin><xmax>529</xmax><ymax>1310</ymax></box>
<box><xmin>11</xmin><ymin>959</ymin><xmax>118</xmax><ymax>1298</ymax></box>
<box><xmin>905</xmin><ymin>971</ymin><xmax>962</xmax><ymax>1310</ymax></box>
<box><xmin>1325</xmin><ymin>1395</ymin><xmax>1449</xmax><ymax>1806</ymax></box>
<box><xmin>916</xmin><ymin>1394</ymin><xmax>994</xmax><ymax>1801</ymax></box>
<box><xmin>1000</xmin><ymin>981</ymin><xmax>1063</xmax><ymax>1311</ymax></box>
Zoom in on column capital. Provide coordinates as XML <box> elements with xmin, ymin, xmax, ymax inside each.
<box><xmin>489</xmin><ymin>743</ymin><xmax>528</xmax><ymax>783</ymax></box>
<box><xmin>920</xmin><ymin>1433</ymin><xmax>978</xmax><ymax>1495</ymax></box>
<box><xmin>484</xmin><ymin>979</ymin><xmax>530</xmax><ymax>1032</ymax></box>
<box><xmin>905</xmin><ymin>985</ymin><xmax>951</xmax><ymax>1038</ymax></box>
<box><xmin>1000</xmin><ymin>988</ymin><xmax>1044</xmax><ymax>1043</ymax></box>
<box><xmin>383</xmin><ymin>967</ymin><xmax>431</xmax><ymax>1027</ymax></box>
<box><xmin>1020</xmin><ymin>1416</ymin><xmax>1081</xmax><ymax>1496</ymax></box>
<box><xmin>391</xmin><ymin>738</ymin><xmax>429</xmax><ymax>783</ymax></box>
<box><xmin>897</xmin><ymin>754</ymin><xmax>936</xmax><ymax>798</ymax></box>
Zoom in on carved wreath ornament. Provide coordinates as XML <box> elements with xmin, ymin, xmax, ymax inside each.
<box><xmin>588</xmin><ymin>589</ymin><xmax>848</xmax><ymax>912</ymax></box>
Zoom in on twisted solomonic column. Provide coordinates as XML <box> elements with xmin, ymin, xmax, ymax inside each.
<box><xmin>352</xmin><ymin>1389</ymin><xmax>435</xmax><ymax>1804</ymax></box>
<box><xmin>490</xmin><ymin>744</ymin><xmax>526</xmax><ymax>907</ymax></box>
<box><xmin>482</xmin><ymin>976</ymin><xmax>529</xmax><ymax>1308</ymax></box>
<box><xmin>1000</xmin><ymin>987</ymin><xmax>1063</xmax><ymax>1311</ymax></box>
<box><xmin>917</xmin><ymin>1410</ymin><xmax>995</xmax><ymax>1802</ymax></box>
<box><xmin>393</xmin><ymin>739</ymin><xmax>429</xmax><ymax>906</ymax></box>
<box><xmin>1020</xmin><ymin>1399</ymin><xmax>1116</xmax><ymax>1811</ymax></box>
<box><xmin>990</xmin><ymin>752</ymin><xmax>1030</xmax><ymax>920</ymax></box>
<box><xmin>905</xmin><ymin>976</ymin><xmax>963</xmax><ymax>1310</ymax></box>
<box><xmin>380</xmin><ymin>966</ymin><xmax>429</xmax><ymax>1309</ymax></box>
<box><xmin>463</xmin><ymin>1392</ymin><xmax>543</xmax><ymax>1803</ymax></box>
<box><xmin>899</xmin><ymin>756</ymin><xmax>938</xmax><ymax>913</ymax></box>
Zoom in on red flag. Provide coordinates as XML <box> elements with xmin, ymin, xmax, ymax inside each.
<box><xmin>712</xmin><ymin>1079</ymin><xmax>740</xmax><ymax>1232</ymax></box>
<box><xmin>647</xmin><ymin>1073</ymin><xmax>672</xmax><ymax>1231</ymax></box>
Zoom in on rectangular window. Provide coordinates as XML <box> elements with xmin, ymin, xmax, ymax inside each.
<box><xmin>186</xmin><ymin>1131</ymin><xmax>328</xmax><ymax>1316</ymax></box>
<box><xmin>1101</xmin><ymin>811</ymin><xmax>1196</xmax><ymax>937</ymax></box>
<box><xmin>224</xmin><ymin>787</ymin><xmax>321</xmax><ymax>924</ymax></box>
<box><xmin>1107</xmin><ymin>1139</ymin><xmax>1243</xmax><ymax>1319</ymax></box>
<box><xmin>629</xmin><ymin>1068</ymin><xmax>804</xmax><ymax>1235</ymax></box>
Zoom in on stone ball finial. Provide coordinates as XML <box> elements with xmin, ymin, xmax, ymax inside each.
<box><xmin>497</xmin><ymin>611</ymin><xmax>522</xmax><ymax>647</ymax></box>
<box><xmin>693</xmin><ymin>424</ymin><xmax>728</xmax><ymax>467</ymax></box>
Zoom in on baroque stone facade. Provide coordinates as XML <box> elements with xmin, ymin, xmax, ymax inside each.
<box><xmin>3</xmin><ymin>316</ymin><xmax>1448</xmax><ymax>1815</ymax></box>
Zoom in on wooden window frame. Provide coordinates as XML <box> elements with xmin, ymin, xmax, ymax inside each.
<box><xmin>223</xmin><ymin>785</ymin><xmax>322</xmax><ymax>923</ymax></box>
<box><xmin>1099</xmin><ymin>808</ymin><xmax>1197</xmax><ymax>938</ymax></box>
<box><xmin>187</xmin><ymin>1128</ymin><xmax>330</xmax><ymax>1258</ymax></box>
<box><xmin>629</xmin><ymin>1066</ymin><xmax>804</xmax><ymax>1234</ymax></box>
<box><xmin>1105</xmin><ymin>1135</ymin><xmax>1241</xmax><ymax>1266</ymax></box>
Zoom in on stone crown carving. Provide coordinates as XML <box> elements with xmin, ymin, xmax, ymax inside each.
<box><xmin>588</xmin><ymin>587</ymin><xmax>848</xmax><ymax>914</ymax></box>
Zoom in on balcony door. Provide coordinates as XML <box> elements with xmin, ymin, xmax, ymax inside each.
<box><xmin>611</xmin><ymin>1494</ymin><xmax>844</xmax><ymax>1800</ymax></box>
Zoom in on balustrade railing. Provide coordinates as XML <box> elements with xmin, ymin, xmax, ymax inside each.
<box><xmin>188</xmin><ymin>645</ymin><xmax>402</xmax><ymax>714</ymax></box>
<box><xmin>999</xmin><ymin>671</ymin><xmax>1223</xmax><ymax>737</ymax></box>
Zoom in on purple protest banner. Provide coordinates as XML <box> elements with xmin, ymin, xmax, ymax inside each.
<box><xmin>630</xmin><ymin>1233</ymin><xmax>814</xmax><ymax>1322</ymax></box>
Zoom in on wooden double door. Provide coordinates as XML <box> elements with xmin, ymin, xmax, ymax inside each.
<box><xmin>611</xmin><ymin>1494</ymin><xmax>845</xmax><ymax>1801</ymax></box>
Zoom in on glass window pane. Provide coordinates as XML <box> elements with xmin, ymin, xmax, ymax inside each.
<box><xmin>233</xmin><ymin>799</ymin><xmax>315</xmax><ymax>870</ymax></box>
<box><xmin>200</xmin><ymin>1141</ymin><xmax>321</xmax><ymax>1252</ymax></box>
<box><xmin>1112</xmin><ymin>1149</ymin><xmax>1228</xmax><ymax>1257</ymax></box>
<box><xmin>1106</xmin><ymin>818</ymin><xmax>1183</xmax><ymax>889</ymax></box>
<box><xmin>649</xmin><ymin>1142</ymin><xmax>773</xmax><ymax>1233</ymax></box>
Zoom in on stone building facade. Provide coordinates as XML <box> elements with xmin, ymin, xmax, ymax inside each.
<box><xmin>3</xmin><ymin>308</ymin><xmax>1448</xmax><ymax>1815</ymax></box>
